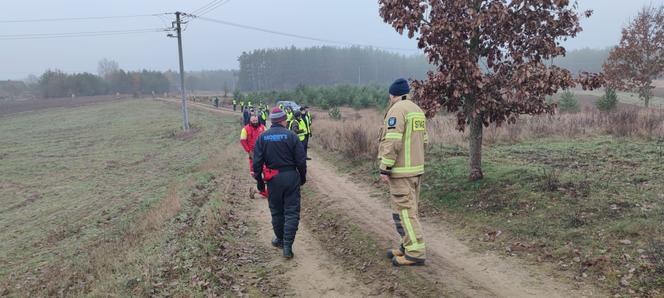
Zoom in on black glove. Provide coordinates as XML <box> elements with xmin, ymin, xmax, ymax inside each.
<box><xmin>256</xmin><ymin>179</ymin><xmax>265</xmax><ymax>192</ymax></box>
<box><xmin>300</xmin><ymin>176</ymin><xmax>306</xmax><ymax>186</ymax></box>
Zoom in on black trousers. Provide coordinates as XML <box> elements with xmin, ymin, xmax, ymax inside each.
<box><xmin>302</xmin><ymin>135</ymin><xmax>309</xmax><ymax>157</ymax></box>
<box><xmin>267</xmin><ymin>170</ymin><xmax>301</xmax><ymax>245</ymax></box>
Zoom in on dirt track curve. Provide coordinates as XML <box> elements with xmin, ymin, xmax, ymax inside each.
<box><xmin>160</xmin><ymin>98</ymin><xmax>602</xmax><ymax>297</ymax></box>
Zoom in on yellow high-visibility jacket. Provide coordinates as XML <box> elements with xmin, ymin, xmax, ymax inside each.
<box><xmin>288</xmin><ymin>119</ymin><xmax>306</xmax><ymax>141</ymax></box>
<box><xmin>378</xmin><ymin>98</ymin><xmax>428</xmax><ymax>178</ymax></box>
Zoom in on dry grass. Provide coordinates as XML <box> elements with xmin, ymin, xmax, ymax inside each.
<box><xmin>313</xmin><ymin>106</ymin><xmax>664</xmax><ymax>160</ymax></box>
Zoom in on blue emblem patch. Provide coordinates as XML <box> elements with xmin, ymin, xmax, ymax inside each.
<box><xmin>387</xmin><ymin>117</ymin><xmax>397</xmax><ymax>127</ymax></box>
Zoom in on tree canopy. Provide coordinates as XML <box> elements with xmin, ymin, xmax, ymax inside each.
<box><xmin>379</xmin><ymin>0</ymin><xmax>603</xmax><ymax>180</ymax></box>
<box><xmin>604</xmin><ymin>5</ymin><xmax>664</xmax><ymax>107</ymax></box>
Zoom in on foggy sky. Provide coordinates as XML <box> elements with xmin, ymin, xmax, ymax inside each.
<box><xmin>2</xmin><ymin>0</ymin><xmax>663</xmax><ymax>80</ymax></box>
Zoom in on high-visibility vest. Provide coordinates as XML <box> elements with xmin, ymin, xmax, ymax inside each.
<box><xmin>304</xmin><ymin>112</ymin><xmax>312</xmax><ymax>132</ymax></box>
<box><xmin>288</xmin><ymin>120</ymin><xmax>306</xmax><ymax>141</ymax></box>
<box><xmin>240</xmin><ymin>101</ymin><xmax>244</xmax><ymax>107</ymax></box>
<box><xmin>298</xmin><ymin>118</ymin><xmax>308</xmax><ymax>135</ymax></box>
<box><xmin>261</xmin><ymin>111</ymin><xmax>267</xmax><ymax>121</ymax></box>
<box><xmin>233</xmin><ymin>99</ymin><xmax>237</xmax><ymax>104</ymax></box>
<box><xmin>248</xmin><ymin>101</ymin><xmax>252</xmax><ymax>107</ymax></box>
<box><xmin>286</xmin><ymin>111</ymin><xmax>293</xmax><ymax>122</ymax></box>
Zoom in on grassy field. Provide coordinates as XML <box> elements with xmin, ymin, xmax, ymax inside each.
<box><xmin>0</xmin><ymin>100</ymin><xmax>281</xmax><ymax>296</ymax></box>
<box><xmin>313</xmin><ymin>108</ymin><xmax>664</xmax><ymax>296</ymax></box>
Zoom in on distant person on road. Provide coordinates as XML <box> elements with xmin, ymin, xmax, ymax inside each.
<box><xmin>379</xmin><ymin>78</ymin><xmax>428</xmax><ymax>267</ymax></box>
<box><xmin>242</xmin><ymin>107</ymin><xmax>251</xmax><ymax>126</ymax></box>
<box><xmin>214</xmin><ymin>96</ymin><xmax>220</xmax><ymax>108</ymax></box>
<box><xmin>252</xmin><ymin>107</ymin><xmax>307</xmax><ymax>259</ymax></box>
<box><xmin>232</xmin><ymin>98</ymin><xmax>237</xmax><ymax>111</ymax></box>
<box><xmin>300</xmin><ymin>107</ymin><xmax>312</xmax><ymax>160</ymax></box>
<box><xmin>285</xmin><ymin>107</ymin><xmax>294</xmax><ymax>122</ymax></box>
<box><xmin>288</xmin><ymin>111</ymin><xmax>307</xmax><ymax>144</ymax></box>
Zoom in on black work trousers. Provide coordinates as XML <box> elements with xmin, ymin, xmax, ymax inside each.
<box><xmin>267</xmin><ymin>170</ymin><xmax>301</xmax><ymax>246</ymax></box>
<box><xmin>302</xmin><ymin>135</ymin><xmax>309</xmax><ymax>157</ymax></box>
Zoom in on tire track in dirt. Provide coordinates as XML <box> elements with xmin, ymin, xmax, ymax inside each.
<box><xmin>306</xmin><ymin>153</ymin><xmax>603</xmax><ymax>298</ymax></box>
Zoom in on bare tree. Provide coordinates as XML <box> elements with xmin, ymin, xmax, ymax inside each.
<box><xmin>379</xmin><ymin>0</ymin><xmax>603</xmax><ymax>181</ymax></box>
<box><xmin>603</xmin><ymin>6</ymin><xmax>664</xmax><ymax>108</ymax></box>
<box><xmin>97</xmin><ymin>58</ymin><xmax>119</xmax><ymax>80</ymax></box>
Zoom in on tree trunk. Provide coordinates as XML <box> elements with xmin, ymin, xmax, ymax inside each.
<box><xmin>468</xmin><ymin>115</ymin><xmax>484</xmax><ymax>181</ymax></box>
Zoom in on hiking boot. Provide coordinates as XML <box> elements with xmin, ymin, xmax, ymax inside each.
<box><xmin>283</xmin><ymin>245</ymin><xmax>294</xmax><ymax>259</ymax></box>
<box><xmin>271</xmin><ymin>237</ymin><xmax>283</xmax><ymax>248</ymax></box>
<box><xmin>392</xmin><ymin>255</ymin><xmax>425</xmax><ymax>267</ymax></box>
<box><xmin>387</xmin><ymin>248</ymin><xmax>404</xmax><ymax>259</ymax></box>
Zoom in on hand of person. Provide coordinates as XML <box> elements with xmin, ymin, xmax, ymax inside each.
<box><xmin>257</xmin><ymin>179</ymin><xmax>266</xmax><ymax>192</ymax></box>
<box><xmin>380</xmin><ymin>174</ymin><xmax>390</xmax><ymax>184</ymax></box>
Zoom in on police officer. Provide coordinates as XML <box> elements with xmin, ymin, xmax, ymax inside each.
<box><xmin>252</xmin><ymin>107</ymin><xmax>307</xmax><ymax>259</ymax></box>
<box><xmin>379</xmin><ymin>78</ymin><xmax>428</xmax><ymax>267</ymax></box>
<box><xmin>232</xmin><ymin>98</ymin><xmax>237</xmax><ymax>111</ymax></box>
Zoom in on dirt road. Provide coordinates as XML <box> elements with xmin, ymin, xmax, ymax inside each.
<box><xmin>163</xmin><ymin>98</ymin><xmax>603</xmax><ymax>297</ymax></box>
<box><xmin>250</xmin><ymin>199</ymin><xmax>373</xmax><ymax>297</ymax></box>
<box><xmin>306</xmin><ymin>155</ymin><xmax>603</xmax><ymax>298</ymax></box>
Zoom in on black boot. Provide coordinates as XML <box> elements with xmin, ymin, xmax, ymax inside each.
<box><xmin>283</xmin><ymin>243</ymin><xmax>294</xmax><ymax>259</ymax></box>
<box><xmin>271</xmin><ymin>237</ymin><xmax>283</xmax><ymax>248</ymax></box>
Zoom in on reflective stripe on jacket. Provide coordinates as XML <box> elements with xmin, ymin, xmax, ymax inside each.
<box><xmin>378</xmin><ymin>99</ymin><xmax>428</xmax><ymax>178</ymax></box>
<box><xmin>288</xmin><ymin>119</ymin><xmax>306</xmax><ymax>141</ymax></box>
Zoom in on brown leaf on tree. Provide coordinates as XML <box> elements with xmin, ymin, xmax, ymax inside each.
<box><xmin>603</xmin><ymin>5</ymin><xmax>664</xmax><ymax>108</ymax></box>
<box><xmin>379</xmin><ymin>0</ymin><xmax>603</xmax><ymax>180</ymax></box>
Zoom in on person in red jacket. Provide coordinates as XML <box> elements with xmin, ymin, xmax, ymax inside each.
<box><xmin>240</xmin><ymin>115</ymin><xmax>275</xmax><ymax>197</ymax></box>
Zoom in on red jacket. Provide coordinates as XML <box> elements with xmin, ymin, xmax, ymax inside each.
<box><xmin>240</xmin><ymin>124</ymin><xmax>265</xmax><ymax>153</ymax></box>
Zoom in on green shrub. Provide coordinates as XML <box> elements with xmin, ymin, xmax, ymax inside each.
<box><xmin>558</xmin><ymin>90</ymin><xmax>580</xmax><ymax>113</ymax></box>
<box><xmin>251</xmin><ymin>84</ymin><xmax>388</xmax><ymax>109</ymax></box>
<box><xmin>596</xmin><ymin>88</ymin><xmax>618</xmax><ymax>112</ymax></box>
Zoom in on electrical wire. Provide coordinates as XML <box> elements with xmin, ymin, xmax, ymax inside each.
<box><xmin>196</xmin><ymin>0</ymin><xmax>231</xmax><ymax>17</ymax></box>
<box><xmin>190</xmin><ymin>0</ymin><xmax>224</xmax><ymax>15</ymax></box>
<box><xmin>0</xmin><ymin>13</ymin><xmax>170</xmax><ymax>23</ymax></box>
<box><xmin>192</xmin><ymin>16</ymin><xmax>419</xmax><ymax>52</ymax></box>
<box><xmin>0</xmin><ymin>28</ymin><xmax>166</xmax><ymax>40</ymax></box>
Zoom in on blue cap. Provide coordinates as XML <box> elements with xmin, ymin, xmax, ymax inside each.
<box><xmin>389</xmin><ymin>78</ymin><xmax>410</xmax><ymax>97</ymax></box>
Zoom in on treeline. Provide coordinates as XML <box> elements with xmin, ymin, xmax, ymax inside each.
<box><xmin>23</xmin><ymin>69</ymin><xmax>237</xmax><ymax>99</ymax></box>
<box><xmin>237</xmin><ymin>46</ymin><xmax>431</xmax><ymax>91</ymax></box>
<box><xmin>552</xmin><ymin>48</ymin><xmax>611</xmax><ymax>74</ymax></box>
<box><xmin>177</xmin><ymin>70</ymin><xmax>237</xmax><ymax>92</ymax></box>
<box><xmin>245</xmin><ymin>84</ymin><xmax>388</xmax><ymax>109</ymax></box>
<box><xmin>38</xmin><ymin>69</ymin><xmax>170</xmax><ymax>98</ymax></box>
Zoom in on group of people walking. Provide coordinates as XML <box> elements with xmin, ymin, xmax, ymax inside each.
<box><xmin>236</xmin><ymin>78</ymin><xmax>427</xmax><ymax>267</ymax></box>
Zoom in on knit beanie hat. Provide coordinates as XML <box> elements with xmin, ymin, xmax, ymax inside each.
<box><xmin>389</xmin><ymin>78</ymin><xmax>410</xmax><ymax>97</ymax></box>
<box><xmin>270</xmin><ymin>107</ymin><xmax>287</xmax><ymax>123</ymax></box>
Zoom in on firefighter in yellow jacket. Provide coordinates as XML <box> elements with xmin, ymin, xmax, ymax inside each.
<box><xmin>378</xmin><ymin>78</ymin><xmax>427</xmax><ymax>267</ymax></box>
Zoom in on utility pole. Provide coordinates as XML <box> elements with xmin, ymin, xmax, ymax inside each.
<box><xmin>169</xmin><ymin>12</ymin><xmax>190</xmax><ymax>130</ymax></box>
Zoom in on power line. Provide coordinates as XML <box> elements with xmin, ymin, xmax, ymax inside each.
<box><xmin>0</xmin><ymin>28</ymin><xmax>166</xmax><ymax>40</ymax></box>
<box><xmin>196</xmin><ymin>0</ymin><xmax>231</xmax><ymax>17</ymax></box>
<box><xmin>192</xmin><ymin>16</ymin><xmax>419</xmax><ymax>52</ymax></box>
<box><xmin>0</xmin><ymin>13</ymin><xmax>170</xmax><ymax>23</ymax></box>
<box><xmin>191</xmin><ymin>0</ymin><xmax>223</xmax><ymax>15</ymax></box>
